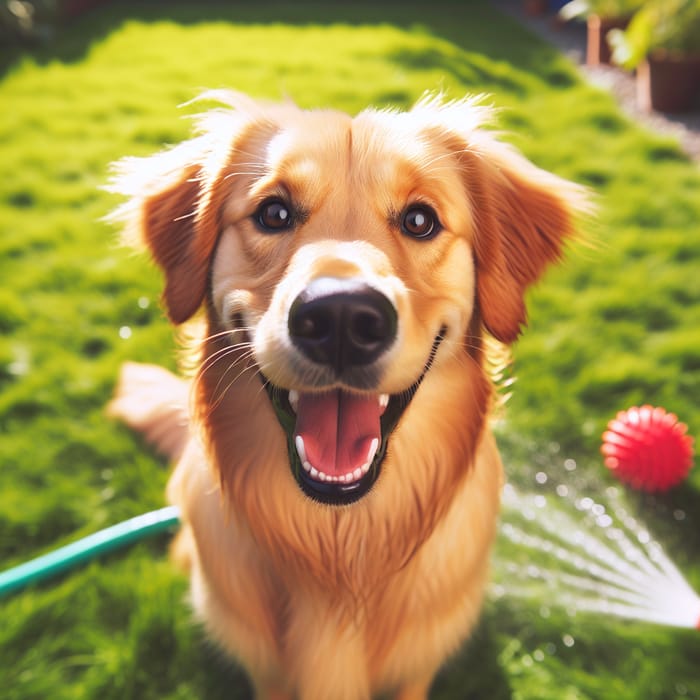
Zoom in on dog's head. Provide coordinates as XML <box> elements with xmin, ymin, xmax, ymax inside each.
<box><xmin>110</xmin><ymin>92</ymin><xmax>585</xmax><ymax>508</ymax></box>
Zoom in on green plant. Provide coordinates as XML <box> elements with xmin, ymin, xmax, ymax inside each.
<box><xmin>560</xmin><ymin>0</ymin><xmax>644</xmax><ymax>21</ymax></box>
<box><xmin>609</xmin><ymin>0</ymin><xmax>700</xmax><ymax>68</ymax></box>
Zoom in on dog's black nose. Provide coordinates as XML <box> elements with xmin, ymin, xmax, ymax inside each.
<box><xmin>288</xmin><ymin>279</ymin><xmax>397</xmax><ymax>372</ymax></box>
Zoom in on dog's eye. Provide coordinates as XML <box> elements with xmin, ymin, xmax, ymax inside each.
<box><xmin>254</xmin><ymin>198</ymin><xmax>294</xmax><ymax>233</ymax></box>
<box><xmin>400</xmin><ymin>205</ymin><xmax>440</xmax><ymax>240</ymax></box>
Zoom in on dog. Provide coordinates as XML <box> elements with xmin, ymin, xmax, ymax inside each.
<box><xmin>108</xmin><ymin>91</ymin><xmax>585</xmax><ymax>699</ymax></box>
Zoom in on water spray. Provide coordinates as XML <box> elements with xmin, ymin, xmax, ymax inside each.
<box><xmin>495</xmin><ymin>479</ymin><xmax>700</xmax><ymax>630</ymax></box>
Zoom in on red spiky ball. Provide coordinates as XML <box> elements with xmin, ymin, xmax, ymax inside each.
<box><xmin>601</xmin><ymin>405</ymin><xmax>694</xmax><ymax>492</ymax></box>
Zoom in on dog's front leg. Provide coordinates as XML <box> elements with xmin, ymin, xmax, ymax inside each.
<box><xmin>286</xmin><ymin>592</ymin><xmax>370</xmax><ymax>700</ymax></box>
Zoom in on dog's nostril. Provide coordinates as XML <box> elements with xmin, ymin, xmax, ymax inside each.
<box><xmin>291</xmin><ymin>309</ymin><xmax>332</xmax><ymax>341</ymax></box>
<box><xmin>288</xmin><ymin>280</ymin><xmax>397</xmax><ymax>372</ymax></box>
<box><xmin>350</xmin><ymin>309</ymin><xmax>391</xmax><ymax>345</ymax></box>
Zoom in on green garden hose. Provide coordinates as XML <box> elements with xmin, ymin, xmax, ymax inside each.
<box><xmin>0</xmin><ymin>506</ymin><xmax>181</xmax><ymax>600</ymax></box>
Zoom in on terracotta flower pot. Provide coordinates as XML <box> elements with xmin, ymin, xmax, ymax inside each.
<box><xmin>586</xmin><ymin>15</ymin><xmax>630</xmax><ymax>66</ymax></box>
<box><xmin>637</xmin><ymin>50</ymin><xmax>700</xmax><ymax>113</ymax></box>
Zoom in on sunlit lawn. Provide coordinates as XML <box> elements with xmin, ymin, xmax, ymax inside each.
<box><xmin>1</xmin><ymin>2</ymin><xmax>699</xmax><ymax>698</ymax></box>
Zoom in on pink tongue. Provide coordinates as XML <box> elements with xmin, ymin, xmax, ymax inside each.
<box><xmin>295</xmin><ymin>390</ymin><xmax>382</xmax><ymax>478</ymax></box>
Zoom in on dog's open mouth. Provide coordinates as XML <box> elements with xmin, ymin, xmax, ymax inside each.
<box><xmin>262</xmin><ymin>328</ymin><xmax>445</xmax><ymax>506</ymax></box>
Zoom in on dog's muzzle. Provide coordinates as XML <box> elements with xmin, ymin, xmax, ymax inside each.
<box><xmin>261</xmin><ymin>277</ymin><xmax>444</xmax><ymax>506</ymax></box>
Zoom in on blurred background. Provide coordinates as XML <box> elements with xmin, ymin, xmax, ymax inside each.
<box><xmin>1</xmin><ymin>1</ymin><xmax>699</xmax><ymax>698</ymax></box>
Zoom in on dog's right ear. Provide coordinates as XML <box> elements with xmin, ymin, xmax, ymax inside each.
<box><xmin>138</xmin><ymin>160</ymin><xmax>208</xmax><ymax>324</ymax></box>
<box><xmin>107</xmin><ymin>137</ymin><xmax>227</xmax><ymax>324</ymax></box>
<box><xmin>107</xmin><ymin>89</ymin><xmax>272</xmax><ymax>324</ymax></box>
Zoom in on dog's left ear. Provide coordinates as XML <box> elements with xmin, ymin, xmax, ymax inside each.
<box><xmin>464</xmin><ymin>140</ymin><xmax>587</xmax><ymax>344</ymax></box>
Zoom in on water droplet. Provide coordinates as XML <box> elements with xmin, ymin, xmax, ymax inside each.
<box><xmin>577</xmin><ymin>497</ymin><xmax>594</xmax><ymax>511</ymax></box>
<box><xmin>676</xmin><ymin>683</ymin><xmax>688</xmax><ymax>696</ymax></box>
<box><xmin>673</xmin><ymin>509</ymin><xmax>686</xmax><ymax>521</ymax></box>
<box><xmin>539</xmin><ymin>606</ymin><xmax>551</xmax><ymax>619</ymax></box>
<box><xmin>637</xmin><ymin>530</ymin><xmax>651</xmax><ymax>545</ymax></box>
<box><xmin>8</xmin><ymin>360</ymin><xmax>29</xmax><ymax>376</ymax></box>
<box><xmin>648</xmin><ymin>543</ymin><xmax>663</xmax><ymax>563</ymax></box>
<box><xmin>491</xmin><ymin>584</ymin><xmax>506</xmax><ymax>599</ymax></box>
<box><xmin>535</xmin><ymin>472</ymin><xmax>548</xmax><ymax>485</ymax></box>
<box><xmin>556</xmin><ymin>484</ymin><xmax>569</xmax><ymax>498</ymax></box>
<box><xmin>137</xmin><ymin>296</ymin><xmax>150</xmax><ymax>309</ymax></box>
<box><xmin>606</xmin><ymin>527</ymin><xmax>623</xmax><ymax>541</ymax></box>
<box><xmin>522</xmin><ymin>654</ymin><xmax>533</xmax><ymax>667</ymax></box>
<box><xmin>614</xmin><ymin>505</ymin><xmax>628</xmax><ymax>520</ymax></box>
<box><xmin>545</xmin><ymin>643</ymin><xmax>557</xmax><ymax>656</ymax></box>
<box><xmin>597</xmin><ymin>514</ymin><xmax>613</xmax><ymax>528</ymax></box>
<box><xmin>562</xmin><ymin>634</ymin><xmax>575</xmax><ymax>648</ymax></box>
<box><xmin>605</xmin><ymin>486</ymin><xmax>619</xmax><ymax>499</ymax></box>
<box><xmin>564</xmin><ymin>458</ymin><xmax>577</xmax><ymax>471</ymax></box>
<box><xmin>533</xmin><ymin>649</ymin><xmax>545</xmax><ymax>662</ymax></box>
<box><xmin>534</xmin><ymin>495</ymin><xmax>547</xmax><ymax>509</ymax></box>
<box><xmin>119</xmin><ymin>325</ymin><xmax>132</xmax><ymax>339</ymax></box>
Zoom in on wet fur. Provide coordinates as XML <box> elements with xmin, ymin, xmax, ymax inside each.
<box><xmin>108</xmin><ymin>92</ymin><xmax>585</xmax><ymax>699</ymax></box>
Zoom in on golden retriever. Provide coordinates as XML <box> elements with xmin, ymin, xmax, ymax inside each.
<box><xmin>108</xmin><ymin>91</ymin><xmax>584</xmax><ymax>699</ymax></box>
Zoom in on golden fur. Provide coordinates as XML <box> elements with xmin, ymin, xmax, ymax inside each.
<box><xmin>108</xmin><ymin>92</ymin><xmax>585</xmax><ymax>699</ymax></box>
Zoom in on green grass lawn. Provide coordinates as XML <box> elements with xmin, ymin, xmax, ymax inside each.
<box><xmin>1</xmin><ymin>1</ymin><xmax>699</xmax><ymax>698</ymax></box>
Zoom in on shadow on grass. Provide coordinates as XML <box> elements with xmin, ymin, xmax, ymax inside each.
<box><xmin>188</xmin><ymin>615</ymin><xmax>513</xmax><ymax>700</ymax></box>
<box><xmin>1</xmin><ymin>0</ymin><xmax>571</xmax><ymax>95</ymax></box>
<box><xmin>184</xmin><ymin>639</ymin><xmax>255</xmax><ymax>700</ymax></box>
<box><xmin>431</xmin><ymin>614</ymin><xmax>513</xmax><ymax>699</ymax></box>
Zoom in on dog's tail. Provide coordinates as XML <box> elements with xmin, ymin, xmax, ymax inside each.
<box><xmin>108</xmin><ymin>362</ymin><xmax>191</xmax><ymax>463</ymax></box>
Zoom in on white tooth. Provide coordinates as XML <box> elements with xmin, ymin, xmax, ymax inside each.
<box><xmin>378</xmin><ymin>394</ymin><xmax>389</xmax><ymax>408</ymax></box>
<box><xmin>361</xmin><ymin>462</ymin><xmax>370</xmax><ymax>475</ymax></box>
<box><xmin>310</xmin><ymin>466</ymin><xmax>319</xmax><ymax>479</ymax></box>
<box><xmin>288</xmin><ymin>390</ymin><xmax>299</xmax><ymax>412</ymax></box>
<box><xmin>367</xmin><ymin>437</ymin><xmax>379</xmax><ymax>464</ymax></box>
<box><xmin>318</xmin><ymin>472</ymin><xmax>327</xmax><ymax>482</ymax></box>
<box><xmin>303</xmin><ymin>461</ymin><xmax>313</xmax><ymax>473</ymax></box>
<box><xmin>353</xmin><ymin>468</ymin><xmax>363</xmax><ymax>480</ymax></box>
<box><xmin>295</xmin><ymin>435</ymin><xmax>307</xmax><ymax>464</ymax></box>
